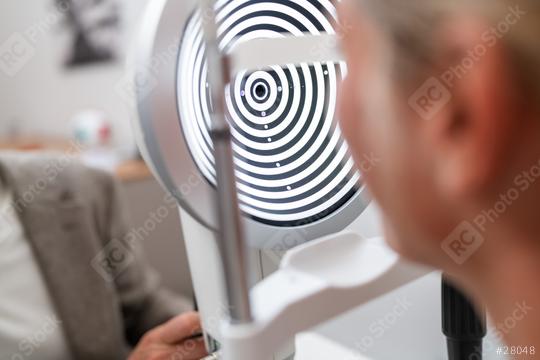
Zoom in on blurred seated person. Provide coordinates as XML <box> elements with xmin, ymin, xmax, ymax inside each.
<box><xmin>0</xmin><ymin>152</ymin><xmax>207</xmax><ymax>360</ymax></box>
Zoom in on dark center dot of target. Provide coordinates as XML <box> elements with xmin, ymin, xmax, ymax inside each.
<box><xmin>252</xmin><ymin>81</ymin><xmax>269</xmax><ymax>101</ymax></box>
<box><xmin>255</xmin><ymin>84</ymin><xmax>266</xmax><ymax>98</ymax></box>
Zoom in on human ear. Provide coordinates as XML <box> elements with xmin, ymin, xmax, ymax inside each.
<box><xmin>425</xmin><ymin>17</ymin><xmax>526</xmax><ymax>200</ymax></box>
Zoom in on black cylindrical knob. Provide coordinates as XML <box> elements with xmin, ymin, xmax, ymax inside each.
<box><xmin>442</xmin><ymin>277</ymin><xmax>487</xmax><ymax>360</ymax></box>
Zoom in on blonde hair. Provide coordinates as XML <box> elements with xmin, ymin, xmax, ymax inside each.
<box><xmin>358</xmin><ymin>0</ymin><xmax>540</xmax><ymax>96</ymax></box>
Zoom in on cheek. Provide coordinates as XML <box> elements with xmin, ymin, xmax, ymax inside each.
<box><xmin>338</xmin><ymin>68</ymin><xmax>388</xmax><ymax>193</ymax></box>
<box><xmin>337</xmin><ymin>74</ymin><xmax>355</xmax><ymax>135</ymax></box>
<box><xmin>338</xmin><ymin>71</ymin><xmax>371</xmax><ymax>161</ymax></box>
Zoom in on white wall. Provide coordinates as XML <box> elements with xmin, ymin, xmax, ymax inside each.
<box><xmin>0</xmin><ymin>0</ymin><xmax>150</xmax><ymax>156</ymax></box>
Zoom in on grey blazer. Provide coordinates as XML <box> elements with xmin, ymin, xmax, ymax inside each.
<box><xmin>0</xmin><ymin>153</ymin><xmax>192</xmax><ymax>360</ymax></box>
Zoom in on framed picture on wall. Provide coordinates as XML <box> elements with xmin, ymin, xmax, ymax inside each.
<box><xmin>56</xmin><ymin>0</ymin><xmax>120</xmax><ymax>67</ymax></box>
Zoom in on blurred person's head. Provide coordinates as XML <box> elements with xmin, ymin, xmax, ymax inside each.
<box><xmin>338</xmin><ymin>0</ymin><xmax>540</xmax><ymax>274</ymax></box>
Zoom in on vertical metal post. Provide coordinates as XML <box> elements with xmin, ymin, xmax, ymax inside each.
<box><xmin>199</xmin><ymin>0</ymin><xmax>253</xmax><ymax>324</ymax></box>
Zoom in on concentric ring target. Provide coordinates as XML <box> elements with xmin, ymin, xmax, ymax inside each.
<box><xmin>177</xmin><ymin>0</ymin><xmax>361</xmax><ymax>227</ymax></box>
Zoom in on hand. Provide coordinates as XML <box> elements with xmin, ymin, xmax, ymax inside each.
<box><xmin>128</xmin><ymin>312</ymin><xmax>208</xmax><ymax>360</ymax></box>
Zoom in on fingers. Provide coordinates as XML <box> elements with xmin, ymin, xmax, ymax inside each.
<box><xmin>155</xmin><ymin>312</ymin><xmax>202</xmax><ymax>345</ymax></box>
<box><xmin>171</xmin><ymin>337</ymin><xmax>208</xmax><ymax>360</ymax></box>
<box><xmin>128</xmin><ymin>340</ymin><xmax>207</xmax><ymax>360</ymax></box>
<box><xmin>131</xmin><ymin>312</ymin><xmax>208</xmax><ymax>360</ymax></box>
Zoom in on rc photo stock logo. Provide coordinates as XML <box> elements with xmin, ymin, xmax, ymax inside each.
<box><xmin>0</xmin><ymin>1</ymin><xmax>72</xmax><ymax>77</ymax></box>
<box><xmin>408</xmin><ymin>4</ymin><xmax>526</xmax><ymax>121</ymax></box>
<box><xmin>442</xmin><ymin>155</ymin><xmax>540</xmax><ymax>265</ymax></box>
<box><xmin>115</xmin><ymin>65</ymin><xmax>159</xmax><ymax>105</ymax></box>
<box><xmin>115</xmin><ymin>37</ymin><xmax>179</xmax><ymax>105</ymax></box>
<box><xmin>441</xmin><ymin>221</ymin><xmax>485</xmax><ymax>265</ymax></box>
<box><xmin>0</xmin><ymin>33</ymin><xmax>36</xmax><ymax>77</ymax></box>
<box><xmin>91</xmin><ymin>238</ymin><xmax>135</xmax><ymax>282</ymax></box>
<box><xmin>262</xmin><ymin>229</ymin><xmax>307</xmax><ymax>267</ymax></box>
<box><xmin>408</xmin><ymin>77</ymin><xmax>451</xmax><ymax>121</ymax></box>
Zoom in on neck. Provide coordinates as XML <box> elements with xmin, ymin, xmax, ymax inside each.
<box><xmin>456</xmin><ymin>226</ymin><xmax>540</xmax><ymax>351</ymax></box>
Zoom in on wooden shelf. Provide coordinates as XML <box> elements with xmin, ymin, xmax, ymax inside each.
<box><xmin>115</xmin><ymin>160</ymin><xmax>152</xmax><ymax>183</ymax></box>
<box><xmin>0</xmin><ymin>137</ymin><xmax>72</xmax><ymax>151</ymax></box>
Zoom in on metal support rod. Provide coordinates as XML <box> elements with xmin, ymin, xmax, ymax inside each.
<box><xmin>199</xmin><ymin>0</ymin><xmax>253</xmax><ymax>324</ymax></box>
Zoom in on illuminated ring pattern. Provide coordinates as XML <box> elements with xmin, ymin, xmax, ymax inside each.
<box><xmin>177</xmin><ymin>0</ymin><xmax>361</xmax><ymax>226</ymax></box>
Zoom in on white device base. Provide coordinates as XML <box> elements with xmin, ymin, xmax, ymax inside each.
<box><xmin>220</xmin><ymin>232</ymin><xmax>429</xmax><ymax>360</ymax></box>
<box><xmin>296</xmin><ymin>333</ymin><xmax>372</xmax><ymax>360</ymax></box>
<box><xmin>297</xmin><ymin>272</ymin><xmax>508</xmax><ymax>360</ymax></box>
